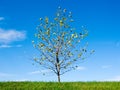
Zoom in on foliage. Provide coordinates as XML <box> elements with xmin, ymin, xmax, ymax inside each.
<box><xmin>0</xmin><ymin>81</ymin><xmax>120</xmax><ymax>90</ymax></box>
<box><xmin>32</xmin><ymin>6</ymin><xmax>94</xmax><ymax>82</ymax></box>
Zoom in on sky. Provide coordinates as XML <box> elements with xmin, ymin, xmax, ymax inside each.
<box><xmin>0</xmin><ymin>0</ymin><xmax>120</xmax><ymax>82</ymax></box>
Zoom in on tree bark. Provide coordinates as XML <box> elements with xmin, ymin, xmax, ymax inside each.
<box><xmin>56</xmin><ymin>48</ymin><xmax>60</xmax><ymax>82</ymax></box>
<box><xmin>57</xmin><ymin>71</ymin><xmax>60</xmax><ymax>82</ymax></box>
<box><xmin>56</xmin><ymin>56</ymin><xmax>60</xmax><ymax>82</ymax></box>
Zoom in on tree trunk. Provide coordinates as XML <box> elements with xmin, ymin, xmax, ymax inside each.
<box><xmin>56</xmin><ymin>48</ymin><xmax>60</xmax><ymax>82</ymax></box>
<box><xmin>57</xmin><ymin>71</ymin><xmax>60</xmax><ymax>82</ymax></box>
<box><xmin>56</xmin><ymin>57</ymin><xmax>61</xmax><ymax>82</ymax></box>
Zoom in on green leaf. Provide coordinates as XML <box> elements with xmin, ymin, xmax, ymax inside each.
<box><xmin>42</xmin><ymin>36</ymin><xmax>45</xmax><ymax>40</ymax></box>
<box><xmin>33</xmin><ymin>57</ymin><xmax>38</xmax><ymax>61</ymax></box>
<box><xmin>73</xmin><ymin>59</ymin><xmax>77</xmax><ymax>61</ymax></box>
<box><xmin>45</xmin><ymin>17</ymin><xmax>49</xmax><ymax>24</ymax></box>
<box><xmin>68</xmin><ymin>52</ymin><xmax>73</xmax><ymax>57</ymax></box>
<box><xmin>74</xmin><ymin>34</ymin><xmax>78</xmax><ymax>38</ymax></box>
<box><xmin>67</xmin><ymin>40</ymin><xmax>71</xmax><ymax>44</ymax></box>
<box><xmin>46</xmin><ymin>47</ymin><xmax>53</xmax><ymax>52</ymax></box>
<box><xmin>38</xmin><ymin>34</ymin><xmax>41</xmax><ymax>38</ymax></box>
<box><xmin>71</xmin><ymin>34</ymin><xmax>75</xmax><ymax>38</ymax></box>
<box><xmin>90</xmin><ymin>50</ymin><xmax>95</xmax><ymax>54</ymax></box>
<box><xmin>60</xmin><ymin>20</ymin><xmax>64</xmax><ymax>26</ymax></box>
<box><xmin>46</xmin><ymin>29</ymin><xmax>50</xmax><ymax>35</ymax></box>
<box><xmin>64</xmin><ymin>25</ymin><xmax>70</xmax><ymax>28</ymax></box>
<box><xmin>78</xmin><ymin>53</ymin><xmax>82</xmax><ymax>58</ymax></box>
<box><xmin>39</xmin><ymin>43</ymin><xmax>45</xmax><ymax>47</ymax></box>
<box><xmin>62</xmin><ymin>17</ymin><xmax>66</xmax><ymax>21</ymax></box>
<box><xmin>54</xmin><ymin>18</ymin><xmax>58</xmax><ymax>21</ymax></box>
<box><xmin>67</xmin><ymin>62</ymin><xmax>71</xmax><ymax>65</ymax></box>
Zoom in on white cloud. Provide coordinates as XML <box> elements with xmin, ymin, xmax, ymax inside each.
<box><xmin>41</xmin><ymin>70</ymin><xmax>52</xmax><ymax>73</ymax></box>
<box><xmin>0</xmin><ymin>17</ymin><xmax>4</xmax><ymax>21</ymax></box>
<box><xmin>76</xmin><ymin>66</ymin><xmax>86</xmax><ymax>71</ymax></box>
<box><xmin>0</xmin><ymin>44</ymin><xmax>12</xmax><ymax>48</ymax></box>
<box><xmin>16</xmin><ymin>44</ymin><xmax>22</xmax><ymax>47</ymax></box>
<box><xmin>29</xmin><ymin>70</ymin><xmax>52</xmax><ymax>75</ymax></box>
<box><xmin>0</xmin><ymin>72</ymin><xmax>14</xmax><ymax>77</ymax></box>
<box><xmin>104</xmin><ymin>76</ymin><xmax>120</xmax><ymax>81</ymax></box>
<box><xmin>0</xmin><ymin>44</ymin><xmax>23</xmax><ymax>48</ymax></box>
<box><xmin>0</xmin><ymin>28</ymin><xmax>26</xmax><ymax>44</ymax></box>
<box><xmin>29</xmin><ymin>71</ymin><xmax>41</xmax><ymax>75</ymax></box>
<box><xmin>13</xmin><ymin>79</ymin><xmax>30</xmax><ymax>82</ymax></box>
<box><xmin>102</xmin><ymin>65</ymin><xmax>112</xmax><ymax>69</ymax></box>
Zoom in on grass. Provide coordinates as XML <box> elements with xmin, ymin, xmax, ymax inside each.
<box><xmin>0</xmin><ymin>81</ymin><xmax>120</xmax><ymax>90</ymax></box>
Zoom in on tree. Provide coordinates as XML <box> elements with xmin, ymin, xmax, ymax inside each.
<box><xmin>32</xmin><ymin>7</ymin><xmax>94</xmax><ymax>82</ymax></box>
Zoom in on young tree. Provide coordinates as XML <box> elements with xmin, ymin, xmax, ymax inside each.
<box><xmin>32</xmin><ymin>7</ymin><xmax>94</xmax><ymax>82</ymax></box>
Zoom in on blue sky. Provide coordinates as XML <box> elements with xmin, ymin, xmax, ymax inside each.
<box><xmin>0</xmin><ymin>0</ymin><xmax>120</xmax><ymax>81</ymax></box>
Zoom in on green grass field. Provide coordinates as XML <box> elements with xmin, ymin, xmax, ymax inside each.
<box><xmin>0</xmin><ymin>81</ymin><xmax>120</xmax><ymax>90</ymax></box>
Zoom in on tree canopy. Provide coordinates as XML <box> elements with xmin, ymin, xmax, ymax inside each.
<box><xmin>32</xmin><ymin>7</ymin><xmax>94</xmax><ymax>82</ymax></box>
